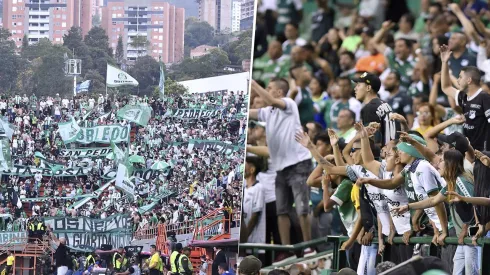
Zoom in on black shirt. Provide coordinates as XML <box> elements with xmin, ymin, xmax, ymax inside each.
<box><xmin>456</xmin><ymin>89</ymin><xmax>490</xmax><ymax>151</ymax></box>
<box><xmin>310</xmin><ymin>9</ymin><xmax>335</xmax><ymax>43</ymax></box>
<box><xmin>54</xmin><ymin>244</ymin><xmax>69</xmax><ymax>267</ymax></box>
<box><xmin>361</xmin><ymin>97</ymin><xmax>398</xmax><ymax>146</ymax></box>
<box><xmin>386</xmin><ymin>91</ymin><xmax>413</xmax><ymax>119</ymax></box>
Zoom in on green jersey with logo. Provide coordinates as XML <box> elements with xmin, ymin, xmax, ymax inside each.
<box><xmin>276</xmin><ymin>0</ymin><xmax>302</xmax><ymax>35</ymax></box>
<box><xmin>386</xmin><ymin>49</ymin><xmax>416</xmax><ymax>93</ymax></box>
<box><xmin>440</xmin><ymin>175</ymin><xmax>474</xmax><ymax>235</ymax></box>
<box><xmin>252</xmin><ymin>55</ymin><xmax>291</xmax><ymax>86</ymax></box>
<box><xmin>407</xmin><ymin>81</ymin><xmax>430</xmax><ymax>98</ymax></box>
<box><xmin>331</xmin><ymin>179</ymin><xmax>358</xmax><ymax>237</ymax></box>
<box><xmin>297</xmin><ymin>87</ymin><xmax>315</xmax><ymax>126</ymax></box>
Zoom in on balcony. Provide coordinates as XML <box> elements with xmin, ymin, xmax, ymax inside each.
<box><xmin>29</xmin><ymin>16</ymin><xmax>50</xmax><ymax>23</ymax></box>
<box><xmin>28</xmin><ymin>10</ymin><xmax>50</xmax><ymax>16</ymax></box>
<box><xmin>28</xmin><ymin>25</ymin><xmax>49</xmax><ymax>31</ymax></box>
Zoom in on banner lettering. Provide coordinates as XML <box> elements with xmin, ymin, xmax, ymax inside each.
<box><xmin>0</xmin><ymin>165</ymin><xmax>91</xmax><ymax>177</ymax></box>
<box><xmin>0</xmin><ymin>232</ymin><xmax>27</xmax><ymax>244</ymax></box>
<box><xmin>76</xmin><ymin>125</ymin><xmax>130</xmax><ymax>144</ymax></box>
<box><xmin>184</xmin><ymin>140</ymin><xmax>242</xmax><ymax>154</ymax></box>
<box><xmin>172</xmin><ymin>109</ymin><xmax>222</xmax><ymax>119</ymax></box>
<box><xmin>44</xmin><ymin>215</ymin><xmax>132</xmax><ymax>251</ymax></box>
<box><xmin>60</xmin><ymin>148</ymin><xmax>113</xmax><ymax>158</ymax></box>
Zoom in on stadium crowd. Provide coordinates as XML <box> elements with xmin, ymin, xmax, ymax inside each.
<box><xmin>0</xmin><ymin>88</ymin><xmax>247</xmax><ymax>274</ymax></box>
<box><xmin>246</xmin><ymin>0</ymin><xmax>490</xmax><ymax>274</ymax></box>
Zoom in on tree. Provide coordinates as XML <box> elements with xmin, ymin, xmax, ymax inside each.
<box><xmin>83</xmin><ymin>69</ymin><xmax>106</xmax><ymax>95</ymax></box>
<box><xmin>115</xmin><ymin>36</ymin><xmax>124</xmax><ymax>65</ymax></box>
<box><xmin>170</xmin><ymin>48</ymin><xmax>231</xmax><ymax>81</ymax></box>
<box><xmin>63</xmin><ymin>26</ymin><xmax>93</xmax><ymax>75</ymax></box>
<box><xmin>129</xmin><ymin>55</ymin><xmax>159</xmax><ymax>93</ymax></box>
<box><xmin>222</xmin><ymin>30</ymin><xmax>252</xmax><ymax>65</ymax></box>
<box><xmin>31</xmin><ymin>45</ymin><xmax>73</xmax><ymax>97</ymax></box>
<box><xmin>84</xmin><ymin>27</ymin><xmax>112</xmax><ymax>56</ymax></box>
<box><xmin>184</xmin><ymin>17</ymin><xmax>214</xmax><ymax>49</ymax></box>
<box><xmin>92</xmin><ymin>12</ymin><xmax>101</xmax><ymax>27</ymax></box>
<box><xmin>21</xmin><ymin>34</ymin><xmax>28</xmax><ymax>49</ymax></box>
<box><xmin>89</xmin><ymin>47</ymin><xmax>115</xmax><ymax>78</ymax></box>
<box><xmin>153</xmin><ymin>78</ymin><xmax>188</xmax><ymax>97</ymax></box>
<box><xmin>0</xmin><ymin>28</ymin><xmax>24</xmax><ymax>94</ymax></box>
<box><xmin>129</xmin><ymin>35</ymin><xmax>149</xmax><ymax>58</ymax></box>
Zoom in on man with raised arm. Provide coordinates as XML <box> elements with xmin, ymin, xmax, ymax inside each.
<box><xmin>440</xmin><ymin>44</ymin><xmax>490</xmax><ymax>151</ymax></box>
<box><xmin>248</xmin><ymin>79</ymin><xmax>313</xmax><ymax>259</ymax></box>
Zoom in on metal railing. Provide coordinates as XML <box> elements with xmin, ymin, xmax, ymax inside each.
<box><xmin>133</xmin><ymin>225</ymin><xmax>159</xmax><ymax>240</ymax></box>
<box><xmin>239</xmin><ymin>235</ymin><xmax>490</xmax><ymax>273</ymax></box>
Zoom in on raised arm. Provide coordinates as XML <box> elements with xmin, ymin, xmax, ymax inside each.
<box><xmin>357</xmin><ymin>173</ymin><xmax>404</xmax><ymax>189</ymax></box>
<box><xmin>447</xmin><ymin>191</ymin><xmax>490</xmax><ymax>206</ymax></box>
<box><xmin>440</xmin><ymin>45</ymin><xmax>458</xmax><ymax>99</ymax></box>
<box><xmin>369</xmin><ymin>21</ymin><xmax>395</xmax><ymax>54</ymax></box>
<box><xmin>423</xmin><ymin>116</ymin><xmax>465</xmax><ymax>139</ymax></box>
<box><xmin>328</xmin><ymin>129</ymin><xmax>346</xmax><ymax>166</ymax></box>
<box><xmin>307</xmin><ymin>164</ymin><xmax>323</xmax><ymax>188</ymax></box>
<box><xmin>251</xmin><ymin>80</ymin><xmax>286</xmax><ymax>110</ymax></box>
<box><xmin>449</xmin><ymin>3</ymin><xmax>480</xmax><ymax>42</ymax></box>
<box><xmin>356</xmin><ymin>122</ymin><xmax>380</xmax><ymax>173</ymax></box>
<box><xmin>246</xmin><ymin>145</ymin><xmax>270</xmax><ymax>157</ymax></box>
<box><xmin>399</xmin><ymin>131</ymin><xmax>438</xmax><ymax>164</ymax></box>
<box><xmin>393</xmin><ymin>192</ymin><xmax>446</xmax><ymax>214</ymax></box>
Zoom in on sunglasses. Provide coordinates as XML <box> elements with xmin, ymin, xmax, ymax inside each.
<box><xmin>351</xmin><ymin>148</ymin><xmax>361</xmax><ymax>153</ymax></box>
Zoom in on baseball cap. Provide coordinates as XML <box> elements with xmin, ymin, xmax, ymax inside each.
<box><xmin>396</xmin><ymin>134</ymin><xmax>427</xmax><ymax>160</ymax></box>
<box><xmin>436</xmin><ymin>132</ymin><xmax>469</xmax><ymax>156</ymax></box>
<box><xmin>352</xmin><ymin>72</ymin><xmax>381</xmax><ymax>92</ymax></box>
<box><xmin>238</xmin><ymin>256</ymin><xmax>262</xmax><ymax>274</ymax></box>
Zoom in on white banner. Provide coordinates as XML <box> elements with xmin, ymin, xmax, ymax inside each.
<box><xmin>106</xmin><ymin>64</ymin><xmax>139</xmax><ymax>87</ymax></box>
<box><xmin>76</xmin><ymin>125</ymin><xmax>130</xmax><ymax>144</ymax></box>
<box><xmin>60</xmin><ymin>147</ymin><xmax>113</xmax><ymax>158</ymax></box>
<box><xmin>115</xmin><ymin>164</ymin><xmax>135</xmax><ymax>197</ymax></box>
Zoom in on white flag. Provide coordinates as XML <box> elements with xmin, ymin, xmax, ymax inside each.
<box><xmin>106</xmin><ymin>64</ymin><xmax>139</xmax><ymax>87</ymax></box>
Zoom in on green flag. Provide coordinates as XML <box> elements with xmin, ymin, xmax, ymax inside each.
<box><xmin>116</xmin><ymin>103</ymin><xmax>152</xmax><ymax>126</ymax></box>
<box><xmin>110</xmin><ymin>141</ymin><xmax>125</xmax><ymax>163</ymax></box>
<box><xmin>58</xmin><ymin>116</ymin><xmax>80</xmax><ymax>144</ymax></box>
<box><xmin>0</xmin><ymin>138</ymin><xmax>12</xmax><ymax>170</ymax></box>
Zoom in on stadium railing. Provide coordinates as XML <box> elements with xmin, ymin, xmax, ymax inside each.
<box><xmin>239</xmin><ymin>236</ymin><xmax>490</xmax><ymax>273</ymax></box>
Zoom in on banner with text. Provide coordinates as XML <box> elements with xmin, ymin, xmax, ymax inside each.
<box><xmin>0</xmin><ymin>165</ymin><xmax>90</xmax><ymax>177</ymax></box>
<box><xmin>184</xmin><ymin>140</ymin><xmax>242</xmax><ymax>155</ymax></box>
<box><xmin>75</xmin><ymin>125</ymin><xmax>130</xmax><ymax>144</ymax></box>
<box><xmin>172</xmin><ymin>109</ymin><xmax>222</xmax><ymax>119</ymax></box>
<box><xmin>60</xmin><ymin>147</ymin><xmax>113</xmax><ymax>158</ymax></box>
<box><xmin>0</xmin><ymin>231</ymin><xmax>27</xmax><ymax>244</ymax></box>
<box><xmin>102</xmin><ymin>167</ymin><xmax>170</xmax><ymax>181</ymax></box>
<box><xmin>44</xmin><ymin>214</ymin><xmax>132</xmax><ymax>251</ymax></box>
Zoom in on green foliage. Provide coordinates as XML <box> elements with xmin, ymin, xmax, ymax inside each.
<box><xmin>128</xmin><ymin>55</ymin><xmax>159</xmax><ymax>94</ymax></box>
<box><xmin>0</xmin><ymin>28</ymin><xmax>24</xmax><ymax>94</ymax></box>
<box><xmin>129</xmin><ymin>35</ymin><xmax>150</xmax><ymax>58</ymax></box>
<box><xmin>170</xmin><ymin>48</ymin><xmax>231</xmax><ymax>81</ymax></box>
<box><xmin>30</xmin><ymin>45</ymin><xmax>73</xmax><ymax>96</ymax></box>
<box><xmin>115</xmin><ymin>36</ymin><xmax>124</xmax><ymax>65</ymax></box>
<box><xmin>84</xmin><ymin>26</ymin><xmax>112</xmax><ymax>57</ymax></box>
<box><xmin>92</xmin><ymin>12</ymin><xmax>101</xmax><ymax>27</ymax></box>
<box><xmin>83</xmin><ymin>69</ymin><xmax>106</xmax><ymax>95</ymax></box>
<box><xmin>152</xmin><ymin>78</ymin><xmax>188</xmax><ymax>97</ymax></box>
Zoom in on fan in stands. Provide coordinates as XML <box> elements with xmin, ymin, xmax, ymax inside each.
<box><xmin>0</xmin><ymin>89</ymin><xmax>246</xmax><ymax>275</ymax></box>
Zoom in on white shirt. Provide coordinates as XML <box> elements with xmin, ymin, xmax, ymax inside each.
<box><xmin>403</xmin><ymin>159</ymin><xmax>447</xmax><ymax>231</ymax></box>
<box><xmin>256</xmin><ymin>158</ymin><xmax>277</xmax><ymax>204</ymax></box>
<box><xmin>258</xmin><ymin>98</ymin><xmax>311</xmax><ymax>171</ymax></box>
<box><xmin>242</xmin><ymin>180</ymin><xmax>266</xmax><ymax>243</ymax></box>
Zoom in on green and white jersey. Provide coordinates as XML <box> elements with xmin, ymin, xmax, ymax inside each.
<box><xmin>440</xmin><ymin>175</ymin><xmax>474</xmax><ymax>235</ymax></box>
<box><xmin>331</xmin><ymin>179</ymin><xmax>358</xmax><ymax>237</ymax></box>
<box><xmin>275</xmin><ymin>0</ymin><xmax>302</xmax><ymax>35</ymax></box>
<box><xmin>407</xmin><ymin>81</ymin><xmax>430</xmax><ymax>98</ymax></box>
<box><xmin>380</xmin><ymin>161</ymin><xmax>411</xmax><ymax>234</ymax></box>
<box><xmin>324</xmin><ymin>98</ymin><xmax>362</xmax><ymax>130</ymax></box>
<box><xmin>402</xmin><ymin>159</ymin><xmax>447</xmax><ymax>231</ymax></box>
<box><xmin>442</xmin><ymin>107</ymin><xmax>464</xmax><ymax>135</ymax></box>
<box><xmin>385</xmin><ymin>48</ymin><xmax>416</xmax><ymax>93</ymax></box>
<box><xmin>252</xmin><ymin>55</ymin><xmax>291</xmax><ymax>86</ymax></box>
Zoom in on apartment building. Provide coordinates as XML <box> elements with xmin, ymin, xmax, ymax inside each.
<box><xmin>198</xmin><ymin>0</ymin><xmax>232</xmax><ymax>33</ymax></box>
<box><xmin>231</xmin><ymin>0</ymin><xmax>240</xmax><ymax>32</ymax></box>
<box><xmin>101</xmin><ymin>0</ymin><xmax>184</xmax><ymax>64</ymax></box>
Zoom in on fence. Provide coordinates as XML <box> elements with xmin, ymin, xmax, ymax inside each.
<box><xmin>239</xmin><ymin>235</ymin><xmax>490</xmax><ymax>273</ymax></box>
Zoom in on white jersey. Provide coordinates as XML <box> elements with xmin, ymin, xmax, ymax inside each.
<box><xmin>346</xmin><ymin>165</ymin><xmax>391</xmax><ymax>236</ymax></box>
<box><xmin>380</xmin><ymin>161</ymin><xmax>411</xmax><ymax>234</ymax></box>
<box><xmin>242</xmin><ymin>180</ymin><xmax>266</xmax><ymax>243</ymax></box>
<box><xmin>402</xmin><ymin>159</ymin><xmax>447</xmax><ymax>231</ymax></box>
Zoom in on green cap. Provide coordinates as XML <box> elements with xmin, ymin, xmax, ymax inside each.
<box><xmin>396</xmin><ymin>134</ymin><xmax>427</xmax><ymax>159</ymax></box>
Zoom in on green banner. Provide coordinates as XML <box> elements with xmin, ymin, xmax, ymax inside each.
<box><xmin>0</xmin><ymin>165</ymin><xmax>90</xmax><ymax>177</ymax></box>
<box><xmin>0</xmin><ymin>138</ymin><xmax>12</xmax><ymax>170</ymax></box>
<box><xmin>172</xmin><ymin>109</ymin><xmax>222</xmax><ymax>119</ymax></box>
<box><xmin>0</xmin><ymin>232</ymin><xmax>27</xmax><ymax>244</ymax></box>
<box><xmin>44</xmin><ymin>214</ymin><xmax>132</xmax><ymax>251</ymax></box>
<box><xmin>60</xmin><ymin>147</ymin><xmax>113</xmax><ymax>158</ymax></box>
<box><xmin>22</xmin><ymin>194</ymin><xmax>96</xmax><ymax>202</ymax></box>
<box><xmin>75</xmin><ymin>124</ymin><xmax>130</xmax><ymax>144</ymax></box>
<box><xmin>116</xmin><ymin>104</ymin><xmax>152</xmax><ymax>126</ymax></box>
<box><xmin>183</xmin><ymin>140</ymin><xmax>243</xmax><ymax>154</ymax></box>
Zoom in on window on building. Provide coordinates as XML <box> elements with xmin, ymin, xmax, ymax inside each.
<box><xmin>12</xmin><ymin>15</ymin><xmax>17</xmax><ymax>19</ymax></box>
<box><xmin>62</xmin><ymin>22</ymin><xmax>66</xmax><ymax>27</ymax></box>
<box><xmin>159</xmin><ymin>35</ymin><xmax>162</xmax><ymax>40</ymax></box>
<box><xmin>12</xmin><ymin>7</ymin><xmax>17</xmax><ymax>11</ymax></box>
<box><xmin>158</xmin><ymin>50</ymin><xmax>162</xmax><ymax>53</ymax></box>
<box><xmin>158</xmin><ymin>43</ymin><xmax>162</xmax><ymax>47</ymax></box>
<box><xmin>13</xmin><ymin>0</ymin><xmax>17</xmax><ymax>3</ymax></box>
<box><xmin>112</xmin><ymin>21</ymin><xmax>116</xmax><ymax>25</ymax></box>
<box><xmin>62</xmin><ymin>15</ymin><xmax>66</xmax><ymax>19</ymax></box>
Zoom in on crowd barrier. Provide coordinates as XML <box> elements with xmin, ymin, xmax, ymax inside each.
<box><xmin>239</xmin><ymin>235</ymin><xmax>490</xmax><ymax>273</ymax></box>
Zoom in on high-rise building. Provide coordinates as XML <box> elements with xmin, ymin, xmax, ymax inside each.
<box><xmin>74</xmin><ymin>0</ymin><xmax>93</xmax><ymax>36</ymax></box>
<box><xmin>198</xmin><ymin>0</ymin><xmax>232</xmax><ymax>33</ymax></box>
<box><xmin>239</xmin><ymin>0</ymin><xmax>253</xmax><ymax>30</ymax></box>
<box><xmin>101</xmin><ymin>0</ymin><xmax>184</xmax><ymax>64</ymax></box>
<box><xmin>2</xmin><ymin>0</ymin><xmax>94</xmax><ymax>47</ymax></box>
<box><xmin>231</xmin><ymin>0</ymin><xmax>240</xmax><ymax>33</ymax></box>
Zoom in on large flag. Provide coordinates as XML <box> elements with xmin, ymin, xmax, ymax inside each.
<box><xmin>76</xmin><ymin>80</ymin><xmax>91</xmax><ymax>93</ymax></box>
<box><xmin>35</xmin><ymin>151</ymin><xmax>64</xmax><ymax>173</ymax></box>
<box><xmin>110</xmin><ymin>141</ymin><xmax>125</xmax><ymax>163</ymax></box>
<box><xmin>58</xmin><ymin>116</ymin><xmax>81</xmax><ymax>144</ymax></box>
<box><xmin>116</xmin><ymin>103</ymin><xmax>152</xmax><ymax>126</ymax></box>
<box><xmin>0</xmin><ymin>119</ymin><xmax>14</xmax><ymax>141</ymax></box>
<box><xmin>0</xmin><ymin>138</ymin><xmax>12</xmax><ymax>170</ymax></box>
<box><xmin>159</xmin><ymin>57</ymin><xmax>165</xmax><ymax>98</ymax></box>
<box><xmin>106</xmin><ymin>64</ymin><xmax>139</xmax><ymax>87</ymax></box>
<box><xmin>7</xmin><ymin>187</ymin><xmax>22</xmax><ymax>209</ymax></box>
